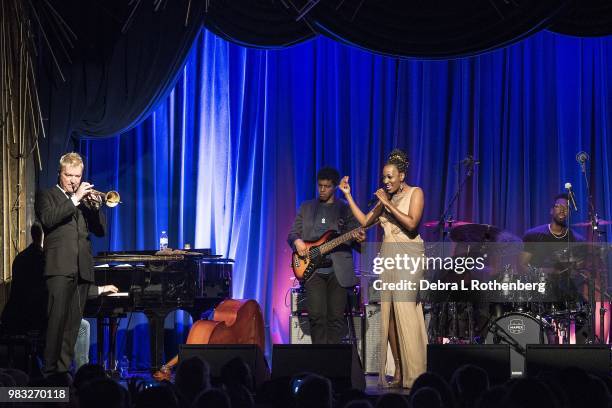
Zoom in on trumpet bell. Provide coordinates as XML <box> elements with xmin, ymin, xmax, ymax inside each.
<box><xmin>105</xmin><ymin>191</ymin><xmax>120</xmax><ymax>208</ymax></box>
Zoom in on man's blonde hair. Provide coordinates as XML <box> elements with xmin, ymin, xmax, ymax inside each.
<box><xmin>58</xmin><ymin>152</ymin><xmax>84</xmax><ymax>172</ymax></box>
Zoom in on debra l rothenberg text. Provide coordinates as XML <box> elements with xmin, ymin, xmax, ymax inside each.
<box><xmin>372</xmin><ymin>279</ymin><xmax>546</xmax><ymax>294</ymax></box>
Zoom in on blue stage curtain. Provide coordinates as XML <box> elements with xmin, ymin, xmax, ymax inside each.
<box><xmin>38</xmin><ymin>1</ymin><xmax>612</xmax><ymax>189</ymax></box>
<box><xmin>80</xmin><ymin>29</ymin><xmax>612</xmax><ymax>367</ymax></box>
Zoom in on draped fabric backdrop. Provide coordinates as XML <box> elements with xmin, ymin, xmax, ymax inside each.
<box><xmin>79</xmin><ymin>29</ymin><xmax>612</xmax><ymax>367</ymax></box>
<box><xmin>37</xmin><ymin>0</ymin><xmax>206</xmax><ymax>186</ymax></box>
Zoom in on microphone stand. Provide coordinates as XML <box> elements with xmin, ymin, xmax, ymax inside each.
<box><xmin>434</xmin><ymin>160</ymin><xmax>475</xmax><ymax>344</ymax></box>
<box><xmin>579</xmin><ymin>160</ymin><xmax>609</xmax><ymax>344</ymax></box>
<box><xmin>564</xmin><ymin>189</ymin><xmax>574</xmax><ymax>345</ymax></box>
<box><xmin>488</xmin><ymin>319</ymin><xmax>525</xmax><ymax>356</ymax></box>
<box><xmin>438</xmin><ymin>161</ymin><xmax>475</xmax><ymax>244</ymax></box>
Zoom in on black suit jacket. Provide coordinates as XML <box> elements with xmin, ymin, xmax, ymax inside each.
<box><xmin>287</xmin><ymin>198</ymin><xmax>360</xmax><ymax>288</ymax></box>
<box><xmin>35</xmin><ymin>186</ymin><xmax>106</xmax><ymax>282</ymax></box>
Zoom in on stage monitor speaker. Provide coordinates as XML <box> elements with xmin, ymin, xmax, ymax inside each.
<box><xmin>179</xmin><ymin>344</ymin><xmax>269</xmax><ymax>387</ymax></box>
<box><xmin>525</xmin><ymin>345</ymin><xmax>611</xmax><ymax>379</ymax></box>
<box><xmin>289</xmin><ymin>315</ymin><xmax>364</xmax><ymax>364</ymax></box>
<box><xmin>427</xmin><ymin>344</ymin><xmax>511</xmax><ymax>385</ymax></box>
<box><xmin>272</xmin><ymin>344</ymin><xmax>365</xmax><ymax>391</ymax></box>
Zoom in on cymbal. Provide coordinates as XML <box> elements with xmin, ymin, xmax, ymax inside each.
<box><xmin>572</xmin><ymin>220</ymin><xmax>611</xmax><ymax>227</ymax></box>
<box><xmin>450</xmin><ymin>223</ymin><xmax>501</xmax><ymax>242</ymax></box>
<box><xmin>423</xmin><ymin>220</ymin><xmax>472</xmax><ymax>228</ymax></box>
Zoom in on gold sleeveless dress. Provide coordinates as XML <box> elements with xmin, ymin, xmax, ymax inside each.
<box><xmin>378</xmin><ymin>185</ymin><xmax>428</xmax><ymax>388</ymax></box>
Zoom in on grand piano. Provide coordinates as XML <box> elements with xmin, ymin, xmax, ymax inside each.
<box><xmin>84</xmin><ymin>249</ymin><xmax>232</xmax><ymax>371</ymax></box>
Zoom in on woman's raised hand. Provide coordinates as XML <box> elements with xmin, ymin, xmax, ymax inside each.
<box><xmin>339</xmin><ymin>176</ymin><xmax>351</xmax><ymax>196</ymax></box>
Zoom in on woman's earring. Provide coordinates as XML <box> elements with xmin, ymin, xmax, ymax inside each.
<box><xmin>399</xmin><ymin>184</ymin><xmax>404</xmax><ymax>192</ymax></box>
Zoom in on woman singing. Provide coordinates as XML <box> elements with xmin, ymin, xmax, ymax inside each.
<box><xmin>339</xmin><ymin>149</ymin><xmax>427</xmax><ymax>389</ymax></box>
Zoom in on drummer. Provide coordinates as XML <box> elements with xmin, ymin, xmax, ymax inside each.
<box><xmin>520</xmin><ymin>193</ymin><xmax>585</xmax><ymax>271</ymax></box>
<box><xmin>520</xmin><ymin>193</ymin><xmax>587</xmax><ymax>342</ymax></box>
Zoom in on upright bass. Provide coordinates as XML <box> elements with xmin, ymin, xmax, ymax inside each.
<box><xmin>154</xmin><ymin>299</ymin><xmax>266</xmax><ymax>381</ymax></box>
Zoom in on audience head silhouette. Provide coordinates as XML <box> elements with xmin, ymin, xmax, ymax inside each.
<box><xmin>174</xmin><ymin>356</ymin><xmax>211</xmax><ymax>405</ymax></box>
<box><xmin>295</xmin><ymin>374</ymin><xmax>332</xmax><ymax>408</ymax></box>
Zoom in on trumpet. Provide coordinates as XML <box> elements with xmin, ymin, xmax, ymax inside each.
<box><xmin>84</xmin><ymin>189</ymin><xmax>121</xmax><ymax>208</ymax></box>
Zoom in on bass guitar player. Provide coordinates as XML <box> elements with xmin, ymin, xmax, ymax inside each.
<box><xmin>287</xmin><ymin>167</ymin><xmax>365</xmax><ymax>344</ymax></box>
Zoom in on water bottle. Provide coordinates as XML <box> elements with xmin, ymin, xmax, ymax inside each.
<box><xmin>119</xmin><ymin>355</ymin><xmax>129</xmax><ymax>379</ymax></box>
<box><xmin>159</xmin><ymin>231</ymin><xmax>168</xmax><ymax>251</ymax></box>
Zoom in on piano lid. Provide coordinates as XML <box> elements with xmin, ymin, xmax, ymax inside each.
<box><xmin>94</xmin><ymin>248</ymin><xmax>226</xmax><ymax>264</ymax></box>
<box><xmin>95</xmin><ymin>254</ymin><xmax>187</xmax><ymax>263</ymax></box>
<box><xmin>98</xmin><ymin>249</ymin><xmax>212</xmax><ymax>256</ymax></box>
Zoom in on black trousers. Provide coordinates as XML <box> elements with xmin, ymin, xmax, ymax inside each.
<box><xmin>43</xmin><ymin>275</ymin><xmax>89</xmax><ymax>375</ymax></box>
<box><xmin>304</xmin><ymin>272</ymin><xmax>348</xmax><ymax>344</ymax></box>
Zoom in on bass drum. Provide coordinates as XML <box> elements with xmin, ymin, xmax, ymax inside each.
<box><xmin>485</xmin><ymin>312</ymin><xmax>552</xmax><ymax>376</ymax></box>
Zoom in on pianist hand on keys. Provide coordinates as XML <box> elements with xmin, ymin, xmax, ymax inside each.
<box><xmin>98</xmin><ymin>284</ymin><xmax>121</xmax><ymax>296</ymax></box>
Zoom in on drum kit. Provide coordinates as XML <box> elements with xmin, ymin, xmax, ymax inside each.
<box><xmin>423</xmin><ymin>218</ymin><xmax>611</xmax><ymax>374</ymax></box>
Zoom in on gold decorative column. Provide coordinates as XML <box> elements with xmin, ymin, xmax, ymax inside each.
<box><xmin>0</xmin><ymin>1</ymin><xmax>44</xmax><ymax>307</ymax></box>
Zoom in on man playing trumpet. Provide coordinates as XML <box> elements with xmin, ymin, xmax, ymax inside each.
<box><xmin>35</xmin><ymin>152</ymin><xmax>106</xmax><ymax>379</ymax></box>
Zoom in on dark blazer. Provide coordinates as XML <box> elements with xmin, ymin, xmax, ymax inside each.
<box><xmin>287</xmin><ymin>198</ymin><xmax>360</xmax><ymax>288</ymax></box>
<box><xmin>35</xmin><ymin>186</ymin><xmax>106</xmax><ymax>282</ymax></box>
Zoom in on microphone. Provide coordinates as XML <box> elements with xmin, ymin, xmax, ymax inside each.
<box><xmin>564</xmin><ymin>182</ymin><xmax>578</xmax><ymax>211</ymax></box>
<box><xmin>460</xmin><ymin>155</ymin><xmax>480</xmax><ymax>166</ymax></box>
<box><xmin>576</xmin><ymin>151</ymin><xmax>589</xmax><ymax>173</ymax></box>
<box><xmin>367</xmin><ymin>194</ymin><xmax>380</xmax><ymax>208</ymax></box>
<box><xmin>576</xmin><ymin>151</ymin><xmax>589</xmax><ymax>163</ymax></box>
<box><xmin>461</xmin><ymin>155</ymin><xmax>480</xmax><ymax>176</ymax></box>
<box><xmin>367</xmin><ymin>183</ymin><xmax>387</xmax><ymax>207</ymax></box>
